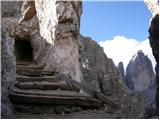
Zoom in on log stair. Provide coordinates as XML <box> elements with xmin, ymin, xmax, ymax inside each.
<box><xmin>10</xmin><ymin>62</ymin><xmax>102</xmax><ymax>108</ymax></box>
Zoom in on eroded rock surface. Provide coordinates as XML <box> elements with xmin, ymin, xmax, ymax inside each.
<box><xmin>1</xmin><ymin>25</ymin><xmax>16</xmax><ymax>117</ymax></box>
<box><xmin>1</xmin><ymin>1</ymin><xmax>23</xmax><ymax>18</ymax></box>
<box><xmin>149</xmin><ymin>13</ymin><xmax>159</xmax><ymax>115</ymax></box>
<box><xmin>145</xmin><ymin>0</ymin><xmax>159</xmax><ymax>114</ymax></box>
<box><xmin>2</xmin><ymin>0</ymin><xmax>82</xmax><ymax>82</ymax></box>
<box><xmin>78</xmin><ymin>35</ymin><xmax>146</xmax><ymax>118</ymax></box>
<box><xmin>126</xmin><ymin>50</ymin><xmax>156</xmax><ymax>107</ymax></box>
<box><xmin>117</xmin><ymin>62</ymin><xmax>125</xmax><ymax>84</ymax></box>
<box><xmin>126</xmin><ymin>50</ymin><xmax>155</xmax><ymax>92</ymax></box>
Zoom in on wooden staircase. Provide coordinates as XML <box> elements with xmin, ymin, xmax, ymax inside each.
<box><xmin>10</xmin><ymin>62</ymin><xmax>102</xmax><ymax>108</ymax></box>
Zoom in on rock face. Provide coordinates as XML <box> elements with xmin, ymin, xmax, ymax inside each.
<box><xmin>117</xmin><ymin>62</ymin><xmax>125</xmax><ymax>84</ymax></box>
<box><xmin>126</xmin><ymin>50</ymin><xmax>155</xmax><ymax>92</ymax></box>
<box><xmin>2</xmin><ymin>1</ymin><xmax>82</xmax><ymax>82</ymax></box>
<box><xmin>148</xmin><ymin>12</ymin><xmax>159</xmax><ymax>115</ymax></box>
<box><xmin>48</xmin><ymin>1</ymin><xmax>82</xmax><ymax>82</ymax></box>
<box><xmin>2</xmin><ymin>0</ymin><xmax>147</xmax><ymax>118</ymax></box>
<box><xmin>78</xmin><ymin>35</ymin><xmax>124</xmax><ymax>93</ymax></box>
<box><xmin>78</xmin><ymin>35</ymin><xmax>146</xmax><ymax>118</ymax></box>
<box><xmin>145</xmin><ymin>0</ymin><xmax>159</xmax><ymax>114</ymax></box>
<box><xmin>1</xmin><ymin>1</ymin><xmax>23</xmax><ymax>18</ymax></box>
<box><xmin>35</xmin><ymin>0</ymin><xmax>57</xmax><ymax>44</ymax></box>
<box><xmin>1</xmin><ymin>25</ymin><xmax>16</xmax><ymax>116</ymax></box>
<box><xmin>30</xmin><ymin>0</ymin><xmax>82</xmax><ymax>82</ymax></box>
<box><xmin>126</xmin><ymin>50</ymin><xmax>156</xmax><ymax>105</ymax></box>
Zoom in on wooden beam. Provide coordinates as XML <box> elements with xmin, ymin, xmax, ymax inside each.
<box><xmin>59</xmin><ymin>74</ymin><xmax>120</xmax><ymax>109</ymax></box>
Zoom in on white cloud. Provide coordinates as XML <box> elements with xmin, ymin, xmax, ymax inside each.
<box><xmin>98</xmin><ymin>36</ymin><xmax>156</xmax><ymax>72</ymax></box>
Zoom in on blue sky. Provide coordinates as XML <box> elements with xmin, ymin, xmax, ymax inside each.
<box><xmin>80</xmin><ymin>1</ymin><xmax>152</xmax><ymax>42</ymax></box>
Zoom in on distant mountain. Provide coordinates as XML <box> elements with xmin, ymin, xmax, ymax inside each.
<box><xmin>125</xmin><ymin>50</ymin><xmax>156</xmax><ymax>105</ymax></box>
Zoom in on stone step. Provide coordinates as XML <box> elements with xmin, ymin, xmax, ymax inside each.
<box><xmin>10</xmin><ymin>88</ymin><xmax>102</xmax><ymax>107</ymax></box>
<box><xmin>16</xmin><ymin>65</ymin><xmax>43</xmax><ymax>71</ymax></box>
<box><xmin>16</xmin><ymin>69</ymin><xmax>55</xmax><ymax>77</ymax></box>
<box><xmin>15</xmin><ymin>81</ymin><xmax>73</xmax><ymax>90</ymax></box>
<box><xmin>16</xmin><ymin>76</ymin><xmax>59</xmax><ymax>82</ymax></box>
<box><xmin>16</xmin><ymin>61</ymin><xmax>35</xmax><ymax>66</ymax></box>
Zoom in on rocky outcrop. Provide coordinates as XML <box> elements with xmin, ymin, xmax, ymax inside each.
<box><xmin>126</xmin><ymin>50</ymin><xmax>156</xmax><ymax>105</ymax></box>
<box><xmin>126</xmin><ymin>50</ymin><xmax>155</xmax><ymax>91</ymax></box>
<box><xmin>78</xmin><ymin>35</ymin><xmax>125</xmax><ymax>93</ymax></box>
<box><xmin>46</xmin><ymin>1</ymin><xmax>82</xmax><ymax>82</ymax></box>
<box><xmin>2</xmin><ymin>1</ymin><xmax>82</xmax><ymax>82</ymax></box>
<box><xmin>148</xmin><ymin>10</ymin><xmax>159</xmax><ymax>116</ymax></box>
<box><xmin>1</xmin><ymin>25</ymin><xmax>16</xmax><ymax>117</ymax></box>
<box><xmin>145</xmin><ymin>0</ymin><xmax>159</xmax><ymax>114</ymax></box>
<box><xmin>19</xmin><ymin>1</ymin><xmax>36</xmax><ymax>23</ymax></box>
<box><xmin>35</xmin><ymin>0</ymin><xmax>57</xmax><ymax>44</ymax></box>
<box><xmin>117</xmin><ymin>62</ymin><xmax>126</xmax><ymax>84</ymax></box>
<box><xmin>1</xmin><ymin>1</ymin><xmax>23</xmax><ymax>18</ymax></box>
<box><xmin>78</xmin><ymin>35</ymin><xmax>146</xmax><ymax>118</ymax></box>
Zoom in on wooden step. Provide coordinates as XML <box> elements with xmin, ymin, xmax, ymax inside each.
<box><xmin>16</xmin><ymin>61</ymin><xmax>35</xmax><ymax>66</ymax></box>
<box><xmin>16</xmin><ymin>65</ymin><xmax>43</xmax><ymax>71</ymax></box>
<box><xmin>10</xmin><ymin>89</ymin><xmax>102</xmax><ymax>107</ymax></box>
<box><xmin>16</xmin><ymin>69</ymin><xmax>55</xmax><ymax>77</ymax></box>
<box><xmin>12</xmin><ymin>88</ymin><xmax>89</xmax><ymax>97</ymax></box>
<box><xmin>16</xmin><ymin>76</ymin><xmax>59</xmax><ymax>82</ymax></box>
<box><xmin>15</xmin><ymin>81</ymin><xmax>73</xmax><ymax>90</ymax></box>
<box><xmin>59</xmin><ymin>75</ymin><xmax>120</xmax><ymax>109</ymax></box>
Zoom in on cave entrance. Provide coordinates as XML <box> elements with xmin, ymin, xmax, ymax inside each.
<box><xmin>15</xmin><ymin>40</ymin><xmax>33</xmax><ymax>62</ymax></box>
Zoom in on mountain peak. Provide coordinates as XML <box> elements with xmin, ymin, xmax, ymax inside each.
<box><xmin>126</xmin><ymin>50</ymin><xmax>156</xmax><ymax>104</ymax></box>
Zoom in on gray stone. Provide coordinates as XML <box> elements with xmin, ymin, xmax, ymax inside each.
<box><xmin>1</xmin><ymin>1</ymin><xmax>23</xmax><ymax>18</ymax></box>
<box><xmin>145</xmin><ymin>1</ymin><xmax>159</xmax><ymax>113</ymax></box>
<box><xmin>1</xmin><ymin>25</ymin><xmax>16</xmax><ymax>117</ymax></box>
<box><xmin>148</xmin><ymin>13</ymin><xmax>159</xmax><ymax>114</ymax></box>
<box><xmin>126</xmin><ymin>50</ymin><xmax>156</xmax><ymax>106</ymax></box>
<box><xmin>78</xmin><ymin>35</ymin><xmax>146</xmax><ymax>118</ymax></box>
<box><xmin>117</xmin><ymin>62</ymin><xmax>126</xmax><ymax>84</ymax></box>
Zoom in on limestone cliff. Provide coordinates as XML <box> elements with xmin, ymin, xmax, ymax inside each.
<box><xmin>149</xmin><ymin>14</ymin><xmax>159</xmax><ymax>115</ymax></box>
<box><xmin>2</xmin><ymin>0</ymin><xmax>82</xmax><ymax>82</ymax></box>
<box><xmin>126</xmin><ymin>50</ymin><xmax>156</xmax><ymax>106</ymax></box>
<box><xmin>78</xmin><ymin>35</ymin><xmax>146</xmax><ymax>118</ymax></box>
<box><xmin>145</xmin><ymin>0</ymin><xmax>159</xmax><ymax>114</ymax></box>
<box><xmin>1</xmin><ymin>1</ymin><xmax>23</xmax><ymax>18</ymax></box>
<box><xmin>79</xmin><ymin>35</ymin><xmax>123</xmax><ymax>93</ymax></box>
<box><xmin>126</xmin><ymin>50</ymin><xmax>155</xmax><ymax>92</ymax></box>
<box><xmin>1</xmin><ymin>25</ymin><xmax>16</xmax><ymax>116</ymax></box>
<box><xmin>149</xmin><ymin>12</ymin><xmax>159</xmax><ymax>116</ymax></box>
<box><xmin>117</xmin><ymin>62</ymin><xmax>126</xmax><ymax>84</ymax></box>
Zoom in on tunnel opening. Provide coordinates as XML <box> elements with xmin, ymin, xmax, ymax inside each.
<box><xmin>15</xmin><ymin>40</ymin><xmax>33</xmax><ymax>62</ymax></box>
